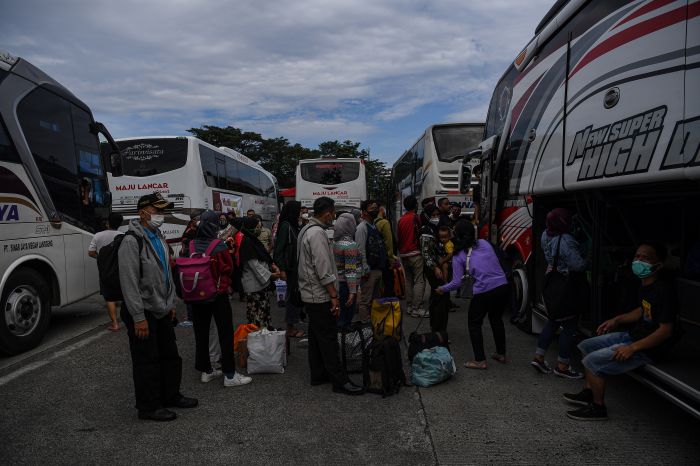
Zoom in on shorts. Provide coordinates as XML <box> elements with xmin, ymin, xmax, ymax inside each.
<box><xmin>579</xmin><ymin>332</ymin><xmax>652</xmax><ymax>376</ymax></box>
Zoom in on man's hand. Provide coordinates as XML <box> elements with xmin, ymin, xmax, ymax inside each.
<box><xmin>279</xmin><ymin>271</ymin><xmax>287</xmax><ymax>281</ymax></box>
<box><xmin>330</xmin><ymin>297</ymin><xmax>340</xmax><ymax>318</ymax></box>
<box><xmin>134</xmin><ymin>319</ymin><xmax>149</xmax><ymax>339</ymax></box>
<box><xmin>346</xmin><ymin>293</ymin><xmax>356</xmax><ymax>307</ymax></box>
<box><xmin>434</xmin><ymin>267</ymin><xmax>443</xmax><ymax>281</ymax></box>
<box><xmin>597</xmin><ymin>317</ymin><xmax>617</xmax><ymax>335</ymax></box>
<box><xmin>612</xmin><ymin>344</ymin><xmax>636</xmax><ymax>361</ymax></box>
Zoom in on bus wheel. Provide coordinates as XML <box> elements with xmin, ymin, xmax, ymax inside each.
<box><xmin>0</xmin><ymin>268</ymin><xmax>51</xmax><ymax>355</ymax></box>
<box><xmin>509</xmin><ymin>260</ymin><xmax>531</xmax><ymax>330</ymax></box>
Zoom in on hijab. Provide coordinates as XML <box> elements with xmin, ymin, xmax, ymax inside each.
<box><xmin>280</xmin><ymin>200</ymin><xmax>302</xmax><ymax>231</ymax></box>
<box><xmin>545</xmin><ymin>208</ymin><xmax>572</xmax><ymax>237</ymax></box>
<box><xmin>193</xmin><ymin>210</ymin><xmax>228</xmax><ymax>254</ymax></box>
<box><xmin>333</xmin><ymin>212</ymin><xmax>356</xmax><ymax>241</ymax></box>
<box><xmin>452</xmin><ymin>219</ymin><xmax>476</xmax><ymax>252</ymax></box>
<box><xmin>239</xmin><ymin>216</ymin><xmax>273</xmax><ymax>264</ymax></box>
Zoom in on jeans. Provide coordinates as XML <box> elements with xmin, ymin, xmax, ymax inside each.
<box><xmin>579</xmin><ymin>332</ymin><xmax>651</xmax><ymax>376</ymax></box>
<box><xmin>402</xmin><ymin>255</ymin><xmax>425</xmax><ymax>311</ymax></box>
<box><xmin>305</xmin><ymin>301</ymin><xmax>349</xmax><ymax>387</ymax></box>
<box><xmin>468</xmin><ymin>284</ymin><xmax>509</xmax><ymax>361</ymax></box>
<box><xmin>536</xmin><ymin>316</ymin><xmax>579</xmax><ymax>364</ymax></box>
<box><xmin>191</xmin><ymin>294</ymin><xmax>236</xmax><ymax>375</ymax></box>
<box><xmin>121</xmin><ymin>306</ymin><xmax>182</xmax><ymax>412</ymax></box>
<box><xmin>337</xmin><ymin>280</ymin><xmax>356</xmax><ymax>328</ymax></box>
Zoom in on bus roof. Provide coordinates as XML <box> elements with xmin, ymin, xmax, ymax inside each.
<box><xmin>298</xmin><ymin>157</ymin><xmax>363</xmax><ymax>163</ymax></box>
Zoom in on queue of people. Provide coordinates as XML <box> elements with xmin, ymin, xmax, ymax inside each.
<box><xmin>91</xmin><ymin>190</ymin><xmax>681</xmax><ymax>422</ymax></box>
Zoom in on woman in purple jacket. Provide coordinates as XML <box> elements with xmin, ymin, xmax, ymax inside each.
<box><xmin>436</xmin><ymin>220</ymin><xmax>509</xmax><ymax>369</ymax></box>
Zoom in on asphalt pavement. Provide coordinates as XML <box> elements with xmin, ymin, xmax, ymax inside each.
<box><xmin>0</xmin><ymin>293</ymin><xmax>698</xmax><ymax>465</ymax></box>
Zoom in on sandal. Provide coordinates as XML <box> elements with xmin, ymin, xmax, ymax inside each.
<box><xmin>464</xmin><ymin>360</ymin><xmax>488</xmax><ymax>370</ymax></box>
<box><xmin>491</xmin><ymin>353</ymin><xmax>507</xmax><ymax>364</ymax></box>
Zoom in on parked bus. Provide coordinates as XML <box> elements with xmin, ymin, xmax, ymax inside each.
<box><xmin>462</xmin><ymin>0</ymin><xmax>700</xmax><ymax>417</ymax></box>
<box><xmin>105</xmin><ymin>137</ymin><xmax>279</xmax><ymax>246</ymax></box>
<box><xmin>0</xmin><ymin>49</ymin><xmax>123</xmax><ymax>354</ymax></box>
<box><xmin>295</xmin><ymin>157</ymin><xmax>366</xmax><ymax>211</ymax></box>
<box><xmin>391</xmin><ymin>123</ymin><xmax>484</xmax><ymax>221</ymax></box>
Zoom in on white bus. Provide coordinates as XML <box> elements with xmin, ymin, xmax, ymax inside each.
<box><xmin>105</xmin><ymin>136</ymin><xmax>278</xmax><ymax>246</ymax></box>
<box><xmin>391</xmin><ymin>123</ymin><xmax>484</xmax><ymax>219</ymax></box>
<box><xmin>295</xmin><ymin>157</ymin><xmax>366</xmax><ymax>210</ymax></box>
<box><xmin>0</xmin><ymin>50</ymin><xmax>123</xmax><ymax>354</ymax></box>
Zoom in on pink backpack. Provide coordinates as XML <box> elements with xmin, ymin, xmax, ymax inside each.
<box><xmin>176</xmin><ymin>239</ymin><xmax>222</xmax><ymax>302</ymax></box>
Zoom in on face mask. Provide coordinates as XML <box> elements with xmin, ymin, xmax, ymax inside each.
<box><xmin>219</xmin><ymin>220</ymin><xmax>228</xmax><ymax>229</ymax></box>
<box><xmin>429</xmin><ymin>218</ymin><xmax>440</xmax><ymax>225</ymax></box>
<box><xmin>632</xmin><ymin>260</ymin><xmax>656</xmax><ymax>278</ymax></box>
<box><xmin>367</xmin><ymin>210</ymin><xmax>378</xmax><ymax>220</ymax></box>
<box><xmin>148</xmin><ymin>213</ymin><xmax>164</xmax><ymax>229</ymax></box>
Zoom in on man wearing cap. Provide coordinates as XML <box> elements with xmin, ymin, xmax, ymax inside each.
<box><xmin>118</xmin><ymin>192</ymin><xmax>198</xmax><ymax>421</ymax></box>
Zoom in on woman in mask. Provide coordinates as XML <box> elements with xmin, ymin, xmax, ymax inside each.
<box><xmin>530</xmin><ymin>208</ymin><xmax>588</xmax><ymax>378</ymax></box>
<box><xmin>333</xmin><ymin>212</ymin><xmax>361</xmax><ymax>328</ymax></box>
<box><xmin>239</xmin><ymin>216</ymin><xmax>281</xmax><ymax>328</ymax></box>
<box><xmin>189</xmin><ymin>211</ymin><xmax>251</xmax><ymax>387</ymax></box>
<box><xmin>273</xmin><ymin>200</ymin><xmax>305</xmax><ymax>337</ymax></box>
<box><xmin>420</xmin><ymin>204</ymin><xmax>449</xmax><ymax>331</ymax></box>
<box><xmin>217</xmin><ymin>212</ymin><xmax>235</xmax><ymax>241</ymax></box>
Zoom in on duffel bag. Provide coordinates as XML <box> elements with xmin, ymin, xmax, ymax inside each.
<box><xmin>411</xmin><ymin>346</ymin><xmax>456</xmax><ymax>388</ymax></box>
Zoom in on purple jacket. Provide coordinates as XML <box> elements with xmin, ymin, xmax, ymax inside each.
<box><xmin>439</xmin><ymin>239</ymin><xmax>508</xmax><ymax>295</ymax></box>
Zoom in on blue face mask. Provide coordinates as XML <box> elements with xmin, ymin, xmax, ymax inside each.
<box><xmin>632</xmin><ymin>260</ymin><xmax>656</xmax><ymax>278</ymax></box>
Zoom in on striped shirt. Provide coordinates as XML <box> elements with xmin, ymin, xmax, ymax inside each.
<box><xmin>333</xmin><ymin>237</ymin><xmax>361</xmax><ymax>293</ymax></box>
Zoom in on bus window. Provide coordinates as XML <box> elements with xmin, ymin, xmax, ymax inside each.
<box><xmin>0</xmin><ymin>117</ymin><xmax>20</xmax><ymax>163</ymax></box>
<box><xmin>18</xmin><ymin>87</ymin><xmax>80</xmax><ymax>223</ymax></box>
<box><xmin>300</xmin><ymin>161</ymin><xmax>359</xmax><ymax>185</ymax></box>
<box><xmin>432</xmin><ymin>126</ymin><xmax>483</xmax><ymax>163</ymax></box>
<box><xmin>119</xmin><ymin>138</ymin><xmax>188</xmax><ymax>177</ymax></box>
<box><xmin>484</xmin><ymin>66</ymin><xmax>517</xmax><ymax>141</ymax></box>
<box><xmin>238</xmin><ymin>163</ymin><xmax>262</xmax><ymax>195</ymax></box>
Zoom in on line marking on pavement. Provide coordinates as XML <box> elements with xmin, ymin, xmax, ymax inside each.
<box><xmin>0</xmin><ymin>330</ymin><xmax>108</xmax><ymax>387</ymax></box>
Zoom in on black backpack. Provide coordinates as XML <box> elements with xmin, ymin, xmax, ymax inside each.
<box><xmin>363</xmin><ymin>338</ymin><xmax>405</xmax><ymax>397</ymax></box>
<box><xmin>365</xmin><ymin>223</ymin><xmax>387</xmax><ymax>270</ymax></box>
<box><xmin>96</xmin><ymin>231</ymin><xmax>143</xmax><ymax>301</ymax></box>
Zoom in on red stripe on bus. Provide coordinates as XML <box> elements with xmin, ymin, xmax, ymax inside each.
<box><xmin>613</xmin><ymin>0</ymin><xmax>677</xmax><ymax>30</ymax></box>
<box><xmin>511</xmin><ymin>73</ymin><xmax>544</xmax><ymax>129</ymax></box>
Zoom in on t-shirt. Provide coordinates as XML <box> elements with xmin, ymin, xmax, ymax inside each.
<box><xmin>89</xmin><ymin>230</ymin><xmax>123</xmax><ymax>254</ymax></box>
<box><xmin>443</xmin><ymin>240</ymin><xmax>454</xmax><ymax>255</ymax></box>
<box><xmin>628</xmin><ymin>280</ymin><xmax>678</xmax><ymax>343</ymax></box>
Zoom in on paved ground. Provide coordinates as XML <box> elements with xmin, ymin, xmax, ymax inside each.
<box><xmin>1</xmin><ymin>293</ymin><xmax>698</xmax><ymax>465</ymax></box>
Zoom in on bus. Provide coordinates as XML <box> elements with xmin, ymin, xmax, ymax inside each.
<box><xmin>0</xmin><ymin>49</ymin><xmax>123</xmax><ymax>354</ymax></box>
<box><xmin>391</xmin><ymin>123</ymin><xmax>484</xmax><ymax>221</ymax></box>
<box><xmin>463</xmin><ymin>0</ymin><xmax>699</xmax><ymax>417</ymax></box>
<box><xmin>105</xmin><ymin>136</ymin><xmax>279</xmax><ymax>246</ymax></box>
<box><xmin>295</xmin><ymin>157</ymin><xmax>366</xmax><ymax>211</ymax></box>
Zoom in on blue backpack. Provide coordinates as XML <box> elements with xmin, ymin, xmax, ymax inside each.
<box><xmin>411</xmin><ymin>346</ymin><xmax>456</xmax><ymax>387</ymax></box>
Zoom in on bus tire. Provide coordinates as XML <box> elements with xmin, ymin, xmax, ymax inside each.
<box><xmin>0</xmin><ymin>268</ymin><xmax>51</xmax><ymax>355</ymax></box>
<box><xmin>509</xmin><ymin>259</ymin><xmax>532</xmax><ymax>332</ymax></box>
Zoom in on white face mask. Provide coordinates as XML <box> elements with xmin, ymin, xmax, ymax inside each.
<box><xmin>148</xmin><ymin>213</ymin><xmax>165</xmax><ymax>229</ymax></box>
<box><xmin>429</xmin><ymin>217</ymin><xmax>440</xmax><ymax>225</ymax></box>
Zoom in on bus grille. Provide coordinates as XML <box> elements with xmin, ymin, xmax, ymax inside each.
<box><xmin>438</xmin><ymin>169</ymin><xmax>459</xmax><ymax>190</ymax></box>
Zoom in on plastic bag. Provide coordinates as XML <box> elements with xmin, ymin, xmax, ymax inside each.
<box><xmin>234</xmin><ymin>323</ymin><xmax>258</xmax><ymax>353</ymax></box>
<box><xmin>246</xmin><ymin>328</ymin><xmax>287</xmax><ymax>374</ymax></box>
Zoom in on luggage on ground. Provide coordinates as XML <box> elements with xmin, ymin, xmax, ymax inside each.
<box><xmin>371</xmin><ymin>297</ymin><xmax>402</xmax><ymax>340</ymax></box>
<box><xmin>337</xmin><ymin>322</ymin><xmax>373</xmax><ymax>373</ymax></box>
<box><xmin>175</xmin><ymin>239</ymin><xmax>223</xmax><ymax>302</ymax></box>
<box><xmin>363</xmin><ymin>337</ymin><xmax>405</xmax><ymax>397</ymax></box>
<box><xmin>96</xmin><ymin>231</ymin><xmax>142</xmax><ymax>301</ymax></box>
<box><xmin>411</xmin><ymin>346</ymin><xmax>456</xmax><ymax>387</ymax></box>
<box><xmin>407</xmin><ymin>330</ymin><xmax>449</xmax><ymax>362</ymax></box>
<box><xmin>246</xmin><ymin>328</ymin><xmax>287</xmax><ymax>374</ymax></box>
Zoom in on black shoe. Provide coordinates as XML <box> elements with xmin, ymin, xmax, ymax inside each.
<box><xmin>138</xmin><ymin>408</ymin><xmax>177</xmax><ymax>422</ymax></box>
<box><xmin>563</xmin><ymin>388</ymin><xmax>593</xmax><ymax>406</ymax></box>
<box><xmin>566</xmin><ymin>403</ymin><xmax>608</xmax><ymax>421</ymax></box>
<box><xmin>165</xmin><ymin>395</ymin><xmax>199</xmax><ymax>409</ymax></box>
<box><xmin>530</xmin><ymin>359</ymin><xmax>552</xmax><ymax>374</ymax></box>
<box><xmin>332</xmin><ymin>382</ymin><xmax>365</xmax><ymax>395</ymax></box>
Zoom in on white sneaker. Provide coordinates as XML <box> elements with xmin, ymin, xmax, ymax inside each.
<box><xmin>224</xmin><ymin>372</ymin><xmax>252</xmax><ymax>387</ymax></box>
<box><xmin>200</xmin><ymin>369</ymin><xmax>222</xmax><ymax>383</ymax></box>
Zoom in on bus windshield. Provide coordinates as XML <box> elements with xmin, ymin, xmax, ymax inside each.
<box><xmin>102</xmin><ymin>138</ymin><xmax>188</xmax><ymax>176</ymax></box>
<box><xmin>299</xmin><ymin>160</ymin><xmax>360</xmax><ymax>185</ymax></box>
<box><xmin>432</xmin><ymin>125</ymin><xmax>484</xmax><ymax>162</ymax></box>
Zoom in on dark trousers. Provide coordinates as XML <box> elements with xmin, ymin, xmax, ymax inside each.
<box><xmin>381</xmin><ymin>267</ymin><xmax>395</xmax><ymax>298</ymax></box>
<box><xmin>121</xmin><ymin>306</ymin><xmax>182</xmax><ymax>412</ymax></box>
<box><xmin>425</xmin><ymin>267</ymin><xmax>450</xmax><ymax>332</ymax></box>
<box><xmin>536</xmin><ymin>316</ymin><xmax>579</xmax><ymax>364</ymax></box>
<box><xmin>468</xmin><ymin>284</ymin><xmax>509</xmax><ymax>361</ymax></box>
<box><xmin>305</xmin><ymin>301</ymin><xmax>348</xmax><ymax>387</ymax></box>
<box><xmin>191</xmin><ymin>294</ymin><xmax>236</xmax><ymax>374</ymax></box>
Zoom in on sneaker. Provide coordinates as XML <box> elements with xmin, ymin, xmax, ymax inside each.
<box><xmin>566</xmin><ymin>403</ymin><xmax>608</xmax><ymax>421</ymax></box>
<box><xmin>530</xmin><ymin>359</ymin><xmax>552</xmax><ymax>374</ymax></box>
<box><xmin>224</xmin><ymin>372</ymin><xmax>252</xmax><ymax>387</ymax></box>
<box><xmin>563</xmin><ymin>388</ymin><xmax>593</xmax><ymax>406</ymax></box>
<box><xmin>414</xmin><ymin>309</ymin><xmax>429</xmax><ymax>318</ymax></box>
<box><xmin>554</xmin><ymin>366</ymin><xmax>583</xmax><ymax>379</ymax></box>
<box><xmin>200</xmin><ymin>369</ymin><xmax>222</xmax><ymax>383</ymax></box>
<box><xmin>178</xmin><ymin>320</ymin><xmax>193</xmax><ymax>328</ymax></box>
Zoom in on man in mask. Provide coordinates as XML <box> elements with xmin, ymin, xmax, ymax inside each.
<box><xmin>297</xmin><ymin>197</ymin><xmax>363</xmax><ymax>395</ymax></box>
<box><xmin>119</xmin><ymin>192</ymin><xmax>198</xmax><ymax>421</ymax></box>
<box><xmin>563</xmin><ymin>242</ymin><xmax>678</xmax><ymax>421</ymax></box>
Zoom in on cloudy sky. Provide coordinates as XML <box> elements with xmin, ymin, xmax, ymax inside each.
<box><xmin>2</xmin><ymin>0</ymin><xmax>553</xmax><ymax>164</ymax></box>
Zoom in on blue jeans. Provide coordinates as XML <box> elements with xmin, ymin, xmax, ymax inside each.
<box><xmin>579</xmin><ymin>332</ymin><xmax>652</xmax><ymax>376</ymax></box>
<box><xmin>337</xmin><ymin>281</ymin><xmax>356</xmax><ymax>328</ymax></box>
<box><xmin>535</xmin><ymin>316</ymin><xmax>578</xmax><ymax>364</ymax></box>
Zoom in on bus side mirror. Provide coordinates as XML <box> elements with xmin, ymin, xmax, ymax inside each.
<box><xmin>90</xmin><ymin>121</ymin><xmax>123</xmax><ymax>177</ymax></box>
<box><xmin>460</xmin><ymin>165</ymin><xmax>472</xmax><ymax>194</ymax></box>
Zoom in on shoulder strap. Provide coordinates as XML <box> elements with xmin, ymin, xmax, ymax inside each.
<box><xmin>466</xmin><ymin>247</ymin><xmax>472</xmax><ymax>276</ymax></box>
<box><xmin>204</xmin><ymin>239</ymin><xmax>222</xmax><ymax>256</ymax></box>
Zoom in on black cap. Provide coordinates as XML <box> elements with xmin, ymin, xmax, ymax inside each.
<box><xmin>137</xmin><ymin>192</ymin><xmax>174</xmax><ymax>210</ymax></box>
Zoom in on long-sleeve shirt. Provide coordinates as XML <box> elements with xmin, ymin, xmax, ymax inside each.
<box><xmin>333</xmin><ymin>237</ymin><xmax>360</xmax><ymax>293</ymax></box>
<box><xmin>374</xmin><ymin>217</ymin><xmax>396</xmax><ymax>262</ymax></box>
<box><xmin>354</xmin><ymin>220</ymin><xmax>369</xmax><ymax>275</ymax></box>
<box><xmin>297</xmin><ymin>218</ymin><xmax>338</xmax><ymax>303</ymax></box>
<box><xmin>397</xmin><ymin>211</ymin><xmax>420</xmax><ymax>257</ymax></box>
<box><xmin>419</xmin><ymin>226</ymin><xmax>439</xmax><ymax>269</ymax></box>
<box><xmin>439</xmin><ymin>239</ymin><xmax>508</xmax><ymax>295</ymax></box>
<box><xmin>541</xmin><ymin>232</ymin><xmax>587</xmax><ymax>274</ymax></box>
